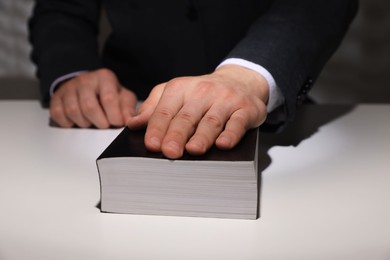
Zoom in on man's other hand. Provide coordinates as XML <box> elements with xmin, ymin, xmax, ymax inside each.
<box><xmin>50</xmin><ymin>69</ymin><xmax>137</xmax><ymax>128</ymax></box>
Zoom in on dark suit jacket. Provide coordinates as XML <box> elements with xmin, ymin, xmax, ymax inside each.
<box><xmin>29</xmin><ymin>0</ymin><xmax>358</xmax><ymax>122</ymax></box>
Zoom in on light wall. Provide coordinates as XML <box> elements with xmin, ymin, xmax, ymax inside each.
<box><xmin>0</xmin><ymin>0</ymin><xmax>34</xmax><ymax>78</ymax></box>
<box><xmin>312</xmin><ymin>0</ymin><xmax>390</xmax><ymax>104</ymax></box>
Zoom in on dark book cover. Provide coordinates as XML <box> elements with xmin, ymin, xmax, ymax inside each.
<box><xmin>97</xmin><ymin>127</ymin><xmax>259</xmax><ymax>162</ymax></box>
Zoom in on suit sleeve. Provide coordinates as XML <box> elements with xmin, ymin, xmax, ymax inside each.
<box><xmin>226</xmin><ymin>0</ymin><xmax>358</xmax><ymax>123</ymax></box>
<box><xmin>29</xmin><ymin>0</ymin><xmax>103</xmax><ymax>107</ymax></box>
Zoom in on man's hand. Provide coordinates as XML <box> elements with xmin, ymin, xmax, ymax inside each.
<box><xmin>127</xmin><ymin>65</ymin><xmax>269</xmax><ymax>159</ymax></box>
<box><xmin>50</xmin><ymin>69</ymin><xmax>137</xmax><ymax>128</ymax></box>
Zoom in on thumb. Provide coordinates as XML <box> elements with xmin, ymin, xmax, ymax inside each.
<box><xmin>119</xmin><ymin>87</ymin><xmax>138</xmax><ymax>125</ymax></box>
<box><xmin>127</xmin><ymin>83</ymin><xmax>165</xmax><ymax>129</ymax></box>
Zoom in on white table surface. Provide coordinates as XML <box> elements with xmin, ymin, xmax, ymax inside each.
<box><xmin>0</xmin><ymin>101</ymin><xmax>389</xmax><ymax>260</ymax></box>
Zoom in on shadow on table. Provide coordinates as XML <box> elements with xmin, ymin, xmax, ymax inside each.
<box><xmin>256</xmin><ymin>104</ymin><xmax>356</xmax><ymax>218</ymax></box>
<box><xmin>258</xmin><ymin>104</ymin><xmax>356</xmax><ymax>172</ymax></box>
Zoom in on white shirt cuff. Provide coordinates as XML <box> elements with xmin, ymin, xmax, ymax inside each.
<box><xmin>217</xmin><ymin>58</ymin><xmax>284</xmax><ymax>113</ymax></box>
<box><xmin>49</xmin><ymin>71</ymin><xmax>88</xmax><ymax>96</ymax></box>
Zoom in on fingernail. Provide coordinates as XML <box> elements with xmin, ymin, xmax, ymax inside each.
<box><xmin>188</xmin><ymin>139</ymin><xmax>205</xmax><ymax>153</ymax></box>
<box><xmin>217</xmin><ymin>135</ymin><xmax>231</xmax><ymax>147</ymax></box>
<box><xmin>149</xmin><ymin>136</ymin><xmax>161</xmax><ymax>148</ymax></box>
<box><xmin>166</xmin><ymin>141</ymin><xmax>180</xmax><ymax>153</ymax></box>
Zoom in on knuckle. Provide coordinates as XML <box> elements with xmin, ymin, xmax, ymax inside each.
<box><xmin>154</xmin><ymin>107</ymin><xmax>174</xmax><ymax>119</ymax></box>
<box><xmin>195</xmin><ymin>81</ymin><xmax>221</xmax><ymax>98</ymax></box>
<box><xmin>252</xmin><ymin>96</ymin><xmax>266</xmax><ymax>109</ymax></box>
<box><xmin>246</xmin><ymin>98</ymin><xmax>267</xmax><ymax>125</ymax></box>
<box><xmin>165</xmin><ymin>77</ymin><xmax>194</xmax><ymax>92</ymax></box>
<box><xmin>100</xmin><ymin>92</ymin><xmax>116</xmax><ymax>104</ymax></box>
<box><xmin>204</xmin><ymin>114</ymin><xmax>224</xmax><ymax>129</ymax></box>
<box><xmin>197</xmin><ymin>81</ymin><xmax>214</xmax><ymax>93</ymax></box>
<box><xmin>96</xmin><ymin>68</ymin><xmax>113</xmax><ymax>78</ymax></box>
<box><xmin>176</xmin><ymin>111</ymin><xmax>197</xmax><ymax>127</ymax></box>
<box><xmin>164</xmin><ymin>79</ymin><xmax>182</xmax><ymax>92</ymax></box>
<box><xmin>76</xmin><ymin>73</ymin><xmax>92</xmax><ymax>86</ymax></box>
<box><xmin>65</xmin><ymin>104</ymin><xmax>79</xmax><ymax>117</ymax></box>
<box><xmin>80</xmin><ymin>99</ymin><xmax>95</xmax><ymax>114</ymax></box>
<box><xmin>237</xmin><ymin>96</ymin><xmax>252</xmax><ymax>107</ymax></box>
<box><xmin>233</xmin><ymin>114</ymin><xmax>248</xmax><ymax>128</ymax></box>
<box><xmin>55</xmin><ymin>83</ymin><xmax>70</xmax><ymax>93</ymax></box>
<box><xmin>167</xmin><ymin>77</ymin><xmax>186</xmax><ymax>89</ymax></box>
<box><xmin>50</xmin><ymin>105</ymin><xmax>63</xmax><ymax>119</ymax></box>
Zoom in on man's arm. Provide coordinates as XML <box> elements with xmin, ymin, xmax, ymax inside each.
<box><xmin>225</xmin><ymin>0</ymin><xmax>359</xmax><ymax>121</ymax></box>
<box><xmin>29</xmin><ymin>0</ymin><xmax>103</xmax><ymax>107</ymax></box>
<box><xmin>29</xmin><ymin>1</ymin><xmax>138</xmax><ymax>127</ymax></box>
<box><xmin>29</xmin><ymin>0</ymin><xmax>358</xmax><ymax>158</ymax></box>
<box><xmin>127</xmin><ymin>0</ymin><xmax>358</xmax><ymax>158</ymax></box>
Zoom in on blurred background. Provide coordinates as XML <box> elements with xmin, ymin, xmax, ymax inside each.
<box><xmin>0</xmin><ymin>0</ymin><xmax>389</xmax><ymax>103</ymax></box>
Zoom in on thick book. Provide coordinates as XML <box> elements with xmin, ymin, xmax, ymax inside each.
<box><xmin>96</xmin><ymin>127</ymin><xmax>260</xmax><ymax>219</ymax></box>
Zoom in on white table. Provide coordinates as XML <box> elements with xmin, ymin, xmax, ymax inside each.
<box><xmin>1</xmin><ymin>101</ymin><xmax>389</xmax><ymax>260</ymax></box>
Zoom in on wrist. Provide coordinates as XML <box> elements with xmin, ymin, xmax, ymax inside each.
<box><xmin>50</xmin><ymin>71</ymin><xmax>88</xmax><ymax>96</ymax></box>
<box><xmin>214</xmin><ymin>64</ymin><xmax>269</xmax><ymax>104</ymax></box>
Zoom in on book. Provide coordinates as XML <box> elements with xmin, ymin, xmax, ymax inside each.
<box><xmin>96</xmin><ymin>127</ymin><xmax>260</xmax><ymax>219</ymax></box>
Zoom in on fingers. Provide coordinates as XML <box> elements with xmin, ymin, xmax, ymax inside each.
<box><xmin>50</xmin><ymin>83</ymin><xmax>91</xmax><ymax>128</ymax></box>
<box><xmin>50</xmin><ymin>92</ymin><xmax>74</xmax><ymax>128</ymax></box>
<box><xmin>127</xmin><ymin>83</ymin><xmax>165</xmax><ymax>129</ymax></box>
<box><xmin>98</xmin><ymin>70</ymin><xmax>123</xmax><ymax>127</ymax></box>
<box><xmin>120</xmin><ymin>87</ymin><xmax>138</xmax><ymax>125</ymax></box>
<box><xmin>215</xmin><ymin>111</ymin><xmax>247</xmax><ymax>150</ymax></box>
<box><xmin>159</xmin><ymin>100</ymin><xmax>208</xmax><ymax>158</ymax></box>
<box><xmin>50</xmin><ymin>69</ymin><xmax>137</xmax><ymax>129</ymax></box>
<box><xmin>78</xmin><ymin>82</ymin><xmax>110</xmax><ymax>128</ymax></box>
<box><xmin>185</xmin><ymin>103</ymin><xmax>230</xmax><ymax>155</ymax></box>
<box><xmin>144</xmin><ymin>67</ymin><xmax>269</xmax><ymax>158</ymax></box>
<box><xmin>218</xmin><ymin>97</ymin><xmax>267</xmax><ymax>150</ymax></box>
<box><xmin>216</xmin><ymin>107</ymin><xmax>265</xmax><ymax>150</ymax></box>
<box><xmin>144</xmin><ymin>83</ymin><xmax>185</xmax><ymax>155</ymax></box>
<box><xmin>148</xmin><ymin>99</ymin><xmax>262</xmax><ymax>159</ymax></box>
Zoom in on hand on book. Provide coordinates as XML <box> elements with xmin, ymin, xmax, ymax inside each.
<box><xmin>50</xmin><ymin>69</ymin><xmax>137</xmax><ymax>128</ymax></box>
<box><xmin>127</xmin><ymin>65</ymin><xmax>269</xmax><ymax>159</ymax></box>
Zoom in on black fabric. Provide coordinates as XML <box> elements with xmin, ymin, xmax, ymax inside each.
<box><xmin>28</xmin><ymin>0</ymin><xmax>358</xmax><ymax>122</ymax></box>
